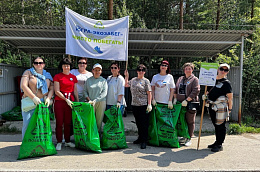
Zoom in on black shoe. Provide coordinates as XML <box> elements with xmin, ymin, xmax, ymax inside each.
<box><xmin>211</xmin><ymin>145</ymin><xmax>223</xmax><ymax>152</ymax></box>
<box><xmin>208</xmin><ymin>141</ymin><xmax>217</xmax><ymax>148</ymax></box>
<box><xmin>133</xmin><ymin>139</ymin><xmax>141</xmax><ymax>144</ymax></box>
<box><xmin>140</xmin><ymin>142</ymin><xmax>146</xmax><ymax>149</ymax></box>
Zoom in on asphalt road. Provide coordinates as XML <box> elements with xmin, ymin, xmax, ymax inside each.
<box><xmin>1</xmin><ymin>133</ymin><xmax>260</xmax><ymax>171</ymax></box>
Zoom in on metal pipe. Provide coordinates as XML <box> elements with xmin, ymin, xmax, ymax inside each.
<box><xmin>238</xmin><ymin>35</ymin><xmax>244</xmax><ymax>124</ymax></box>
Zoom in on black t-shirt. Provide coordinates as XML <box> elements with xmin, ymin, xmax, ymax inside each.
<box><xmin>207</xmin><ymin>78</ymin><xmax>232</xmax><ymax>101</ymax></box>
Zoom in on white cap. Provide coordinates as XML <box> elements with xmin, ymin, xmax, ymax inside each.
<box><xmin>93</xmin><ymin>63</ymin><xmax>102</xmax><ymax>70</ymax></box>
<box><xmin>219</xmin><ymin>63</ymin><xmax>230</xmax><ymax>70</ymax></box>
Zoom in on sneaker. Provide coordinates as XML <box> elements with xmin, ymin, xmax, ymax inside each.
<box><xmin>56</xmin><ymin>143</ymin><xmax>62</xmax><ymax>151</ymax></box>
<box><xmin>179</xmin><ymin>137</ymin><xmax>187</xmax><ymax>144</ymax></box>
<box><xmin>65</xmin><ymin>142</ymin><xmax>75</xmax><ymax>148</ymax></box>
<box><xmin>184</xmin><ymin>139</ymin><xmax>192</xmax><ymax>146</ymax></box>
<box><xmin>140</xmin><ymin>142</ymin><xmax>146</xmax><ymax>149</ymax></box>
<box><xmin>208</xmin><ymin>141</ymin><xmax>217</xmax><ymax>148</ymax></box>
<box><xmin>211</xmin><ymin>145</ymin><xmax>223</xmax><ymax>152</ymax></box>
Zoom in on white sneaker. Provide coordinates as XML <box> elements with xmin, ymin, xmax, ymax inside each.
<box><xmin>56</xmin><ymin>143</ymin><xmax>62</xmax><ymax>151</ymax></box>
<box><xmin>185</xmin><ymin>139</ymin><xmax>192</xmax><ymax>146</ymax></box>
<box><xmin>65</xmin><ymin>142</ymin><xmax>75</xmax><ymax>148</ymax></box>
<box><xmin>179</xmin><ymin>137</ymin><xmax>187</xmax><ymax>144</ymax></box>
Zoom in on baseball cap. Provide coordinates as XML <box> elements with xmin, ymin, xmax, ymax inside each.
<box><xmin>219</xmin><ymin>63</ymin><xmax>230</xmax><ymax>70</ymax></box>
<box><xmin>93</xmin><ymin>63</ymin><xmax>102</xmax><ymax>70</ymax></box>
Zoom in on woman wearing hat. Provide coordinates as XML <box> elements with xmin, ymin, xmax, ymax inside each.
<box><xmin>151</xmin><ymin>60</ymin><xmax>175</xmax><ymax>109</ymax></box>
<box><xmin>84</xmin><ymin>63</ymin><xmax>108</xmax><ymax>132</ymax></box>
<box><xmin>174</xmin><ymin>62</ymin><xmax>200</xmax><ymax>146</ymax></box>
<box><xmin>204</xmin><ymin>63</ymin><xmax>233</xmax><ymax>152</ymax></box>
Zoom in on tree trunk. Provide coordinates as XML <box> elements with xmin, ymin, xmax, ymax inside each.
<box><xmin>179</xmin><ymin>0</ymin><xmax>183</xmax><ymax>30</ymax></box>
<box><xmin>21</xmin><ymin>0</ymin><xmax>25</xmax><ymax>25</ymax></box>
<box><xmin>215</xmin><ymin>0</ymin><xmax>220</xmax><ymax>30</ymax></box>
<box><xmin>251</xmin><ymin>0</ymin><xmax>255</xmax><ymax>19</ymax></box>
<box><xmin>108</xmin><ymin>0</ymin><xmax>113</xmax><ymax>20</ymax></box>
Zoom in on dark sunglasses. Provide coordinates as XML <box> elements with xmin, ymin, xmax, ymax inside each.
<box><xmin>110</xmin><ymin>67</ymin><xmax>118</xmax><ymax>69</ymax></box>
<box><xmin>137</xmin><ymin>69</ymin><xmax>146</xmax><ymax>72</ymax></box>
<box><xmin>33</xmin><ymin>62</ymin><xmax>44</xmax><ymax>65</ymax></box>
<box><xmin>78</xmin><ymin>62</ymin><xmax>87</xmax><ymax>64</ymax></box>
<box><xmin>161</xmin><ymin>64</ymin><xmax>168</xmax><ymax>67</ymax></box>
<box><xmin>219</xmin><ymin>67</ymin><xmax>229</xmax><ymax>72</ymax></box>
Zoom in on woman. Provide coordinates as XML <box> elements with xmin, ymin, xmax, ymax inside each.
<box><xmin>20</xmin><ymin>57</ymin><xmax>53</xmax><ymax>139</ymax></box>
<box><xmin>106</xmin><ymin>62</ymin><xmax>126</xmax><ymax>115</ymax></box>
<box><xmin>174</xmin><ymin>62</ymin><xmax>200</xmax><ymax>146</ymax></box>
<box><xmin>70</xmin><ymin>57</ymin><xmax>93</xmax><ymax>102</ymax></box>
<box><xmin>151</xmin><ymin>60</ymin><xmax>175</xmax><ymax>109</ymax></box>
<box><xmin>84</xmin><ymin>63</ymin><xmax>107</xmax><ymax>133</ymax></box>
<box><xmin>53</xmin><ymin>58</ymin><xmax>79</xmax><ymax>151</ymax></box>
<box><xmin>205</xmin><ymin>63</ymin><xmax>233</xmax><ymax>152</ymax></box>
<box><xmin>124</xmin><ymin>64</ymin><xmax>152</xmax><ymax>149</ymax></box>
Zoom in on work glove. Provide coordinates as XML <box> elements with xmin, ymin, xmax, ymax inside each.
<box><xmin>202</xmin><ymin>95</ymin><xmax>207</xmax><ymax>101</ymax></box>
<box><xmin>45</xmin><ymin>97</ymin><xmax>50</xmax><ymax>107</ymax></box>
<box><xmin>89</xmin><ymin>99</ymin><xmax>96</xmax><ymax>107</ymax></box>
<box><xmin>65</xmin><ymin>98</ymin><xmax>73</xmax><ymax>109</ymax></box>
<box><xmin>168</xmin><ymin>101</ymin><xmax>173</xmax><ymax>109</ymax></box>
<box><xmin>181</xmin><ymin>100</ymin><xmax>188</xmax><ymax>107</ymax></box>
<box><xmin>152</xmin><ymin>99</ymin><xmax>157</xmax><ymax>106</ymax></box>
<box><xmin>146</xmin><ymin>104</ymin><xmax>152</xmax><ymax>113</ymax></box>
<box><xmin>117</xmin><ymin>102</ymin><xmax>121</xmax><ymax>108</ymax></box>
<box><xmin>33</xmin><ymin>96</ymin><xmax>41</xmax><ymax>105</ymax></box>
<box><xmin>173</xmin><ymin>98</ymin><xmax>177</xmax><ymax>105</ymax></box>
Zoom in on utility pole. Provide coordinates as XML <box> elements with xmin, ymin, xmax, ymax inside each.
<box><xmin>179</xmin><ymin>0</ymin><xmax>183</xmax><ymax>29</ymax></box>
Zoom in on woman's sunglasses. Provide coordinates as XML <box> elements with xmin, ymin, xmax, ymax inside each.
<box><xmin>161</xmin><ymin>64</ymin><xmax>168</xmax><ymax>67</ymax></box>
<box><xmin>137</xmin><ymin>69</ymin><xmax>146</xmax><ymax>72</ymax></box>
<box><xmin>33</xmin><ymin>62</ymin><xmax>44</xmax><ymax>65</ymax></box>
<box><xmin>219</xmin><ymin>67</ymin><xmax>229</xmax><ymax>72</ymax></box>
<box><xmin>110</xmin><ymin>67</ymin><xmax>118</xmax><ymax>69</ymax></box>
<box><xmin>78</xmin><ymin>62</ymin><xmax>87</xmax><ymax>64</ymax></box>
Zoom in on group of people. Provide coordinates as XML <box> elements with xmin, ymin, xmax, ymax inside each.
<box><xmin>20</xmin><ymin>57</ymin><xmax>233</xmax><ymax>152</ymax></box>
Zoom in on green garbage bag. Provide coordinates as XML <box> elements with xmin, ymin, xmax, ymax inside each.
<box><xmin>148</xmin><ymin>107</ymin><xmax>159</xmax><ymax>146</ymax></box>
<box><xmin>176</xmin><ymin>107</ymin><xmax>190</xmax><ymax>139</ymax></box>
<box><xmin>101</xmin><ymin>106</ymin><xmax>128</xmax><ymax>150</ymax></box>
<box><xmin>17</xmin><ymin>104</ymin><xmax>57</xmax><ymax>160</ymax></box>
<box><xmin>1</xmin><ymin>106</ymin><xmax>23</xmax><ymax>121</ymax></box>
<box><xmin>72</xmin><ymin>102</ymin><xmax>102</xmax><ymax>153</ymax></box>
<box><xmin>156</xmin><ymin>103</ymin><xmax>181</xmax><ymax>148</ymax></box>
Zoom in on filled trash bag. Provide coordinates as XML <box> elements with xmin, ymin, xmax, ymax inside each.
<box><xmin>176</xmin><ymin>107</ymin><xmax>191</xmax><ymax>139</ymax></box>
<box><xmin>148</xmin><ymin>103</ymin><xmax>181</xmax><ymax>148</ymax></box>
<box><xmin>72</xmin><ymin>102</ymin><xmax>101</xmax><ymax>153</ymax></box>
<box><xmin>148</xmin><ymin>107</ymin><xmax>159</xmax><ymax>146</ymax></box>
<box><xmin>101</xmin><ymin>106</ymin><xmax>128</xmax><ymax>150</ymax></box>
<box><xmin>1</xmin><ymin>106</ymin><xmax>23</xmax><ymax>121</ymax></box>
<box><xmin>18</xmin><ymin>104</ymin><xmax>57</xmax><ymax>160</ymax></box>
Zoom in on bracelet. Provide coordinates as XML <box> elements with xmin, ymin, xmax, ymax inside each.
<box><xmin>117</xmin><ymin>101</ymin><xmax>120</xmax><ymax>103</ymax></box>
<box><xmin>228</xmin><ymin>109</ymin><xmax>232</xmax><ymax>111</ymax></box>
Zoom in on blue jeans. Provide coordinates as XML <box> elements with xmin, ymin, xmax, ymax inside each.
<box><xmin>106</xmin><ymin>105</ymin><xmax>125</xmax><ymax>116</ymax></box>
<box><xmin>21</xmin><ymin>98</ymin><xmax>44</xmax><ymax>139</ymax></box>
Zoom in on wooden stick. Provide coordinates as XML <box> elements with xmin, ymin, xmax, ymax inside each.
<box><xmin>197</xmin><ymin>85</ymin><xmax>207</xmax><ymax>150</ymax></box>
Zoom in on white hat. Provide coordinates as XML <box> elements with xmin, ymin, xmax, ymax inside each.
<box><xmin>93</xmin><ymin>63</ymin><xmax>102</xmax><ymax>70</ymax></box>
<box><xmin>219</xmin><ymin>63</ymin><xmax>230</xmax><ymax>70</ymax></box>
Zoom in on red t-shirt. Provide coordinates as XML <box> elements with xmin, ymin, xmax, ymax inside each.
<box><xmin>53</xmin><ymin>73</ymin><xmax>78</xmax><ymax>101</ymax></box>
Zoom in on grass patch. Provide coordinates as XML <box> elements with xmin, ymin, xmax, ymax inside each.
<box><xmin>228</xmin><ymin>123</ymin><xmax>260</xmax><ymax>135</ymax></box>
<box><xmin>0</xmin><ymin>125</ymin><xmax>21</xmax><ymax>134</ymax></box>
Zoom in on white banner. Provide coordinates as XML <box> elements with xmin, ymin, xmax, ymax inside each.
<box><xmin>198</xmin><ymin>62</ymin><xmax>219</xmax><ymax>86</ymax></box>
<box><xmin>65</xmin><ymin>7</ymin><xmax>129</xmax><ymax>61</ymax></box>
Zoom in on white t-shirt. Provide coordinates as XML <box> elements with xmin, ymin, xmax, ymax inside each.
<box><xmin>70</xmin><ymin>69</ymin><xmax>93</xmax><ymax>102</ymax></box>
<box><xmin>106</xmin><ymin>75</ymin><xmax>126</xmax><ymax>106</ymax></box>
<box><xmin>151</xmin><ymin>73</ymin><xmax>175</xmax><ymax>104</ymax></box>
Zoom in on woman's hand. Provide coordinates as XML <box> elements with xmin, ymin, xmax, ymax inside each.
<box><xmin>146</xmin><ymin>104</ymin><xmax>152</xmax><ymax>112</ymax></box>
<box><xmin>124</xmin><ymin>70</ymin><xmax>129</xmax><ymax>77</ymax></box>
<box><xmin>181</xmin><ymin>100</ymin><xmax>188</xmax><ymax>107</ymax></box>
<box><xmin>168</xmin><ymin>101</ymin><xmax>173</xmax><ymax>109</ymax></box>
<box><xmin>33</xmin><ymin>96</ymin><xmax>41</xmax><ymax>105</ymax></box>
<box><xmin>45</xmin><ymin>97</ymin><xmax>51</xmax><ymax>107</ymax></box>
<box><xmin>65</xmin><ymin>99</ymin><xmax>73</xmax><ymax>108</ymax></box>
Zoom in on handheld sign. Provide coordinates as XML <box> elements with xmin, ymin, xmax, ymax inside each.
<box><xmin>197</xmin><ymin>62</ymin><xmax>218</xmax><ymax>150</ymax></box>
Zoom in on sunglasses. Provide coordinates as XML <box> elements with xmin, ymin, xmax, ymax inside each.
<box><xmin>219</xmin><ymin>67</ymin><xmax>229</xmax><ymax>72</ymax></box>
<box><xmin>110</xmin><ymin>67</ymin><xmax>118</xmax><ymax>69</ymax></box>
<box><xmin>161</xmin><ymin>64</ymin><xmax>168</xmax><ymax>67</ymax></box>
<box><xmin>33</xmin><ymin>62</ymin><xmax>44</xmax><ymax>65</ymax></box>
<box><xmin>137</xmin><ymin>69</ymin><xmax>146</xmax><ymax>72</ymax></box>
<box><xmin>78</xmin><ymin>62</ymin><xmax>87</xmax><ymax>64</ymax></box>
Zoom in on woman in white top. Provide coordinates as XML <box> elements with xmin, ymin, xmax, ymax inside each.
<box><xmin>106</xmin><ymin>62</ymin><xmax>126</xmax><ymax>115</ymax></box>
<box><xmin>151</xmin><ymin>60</ymin><xmax>175</xmax><ymax>109</ymax></box>
<box><xmin>70</xmin><ymin>57</ymin><xmax>93</xmax><ymax>102</ymax></box>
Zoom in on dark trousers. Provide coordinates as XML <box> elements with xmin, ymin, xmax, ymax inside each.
<box><xmin>132</xmin><ymin>105</ymin><xmax>150</xmax><ymax>143</ymax></box>
<box><xmin>54</xmin><ymin>100</ymin><xmax>72</xmax><ymax>143</ymax></box>
<box><xmin>185</xmin><ymin>110</ymin><xmax>196</xmax><ymax>137</ymax></box>
<box><xmin>209</xmin><ymin>105</ymin><xmax>226</xmax><ymax>145</ymax></box>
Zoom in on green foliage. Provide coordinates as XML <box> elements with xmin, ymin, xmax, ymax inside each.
<box><xmin>228</xmin><ymin>123</ymin><xmax>260</xmax><ymax>135</ymax></box>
